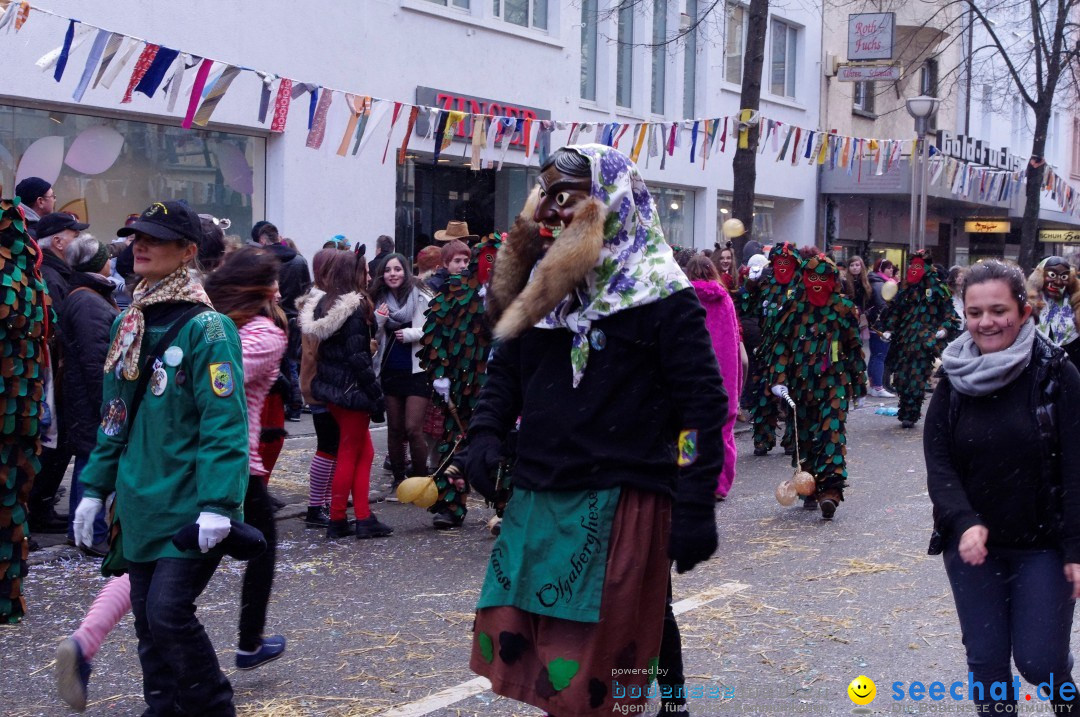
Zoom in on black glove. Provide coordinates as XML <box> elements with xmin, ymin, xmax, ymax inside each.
<box><xmin>668</xmin><ymin>501</ymin><xmax>718</xmax><ymax>574</ymax></box>
<box><xmin>463</xmin><ymin>432</ymin><xmax>503</xmax><ymax>501</ymax></box>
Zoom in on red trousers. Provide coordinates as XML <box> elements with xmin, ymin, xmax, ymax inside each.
<box><xmin>327</xmin><ymin>404</ymin><xmax>374</xmax><ymax>521</ymax></box>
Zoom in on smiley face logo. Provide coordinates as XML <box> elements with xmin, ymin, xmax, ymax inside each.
<box><xmin>847</xmin><ymin>675</ymin><xmax>876</xmax><ymax>706</ymax></box>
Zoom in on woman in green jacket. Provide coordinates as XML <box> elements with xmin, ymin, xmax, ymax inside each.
<box><xmin>73</xmin><ymin>200</ymin><xmax>248</xmax><ymax>717</ymax></box>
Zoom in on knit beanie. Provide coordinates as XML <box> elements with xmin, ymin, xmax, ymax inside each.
<box><xmin>74</xmin><ymin>240</ymin><xmax>109</xmax><ymax>273</ymax></box>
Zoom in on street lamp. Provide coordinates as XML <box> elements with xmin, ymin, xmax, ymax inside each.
<box><xmin>906</xmin><ymin>95</ymin><xmax>940</xmax><ymax>256</ymax></box>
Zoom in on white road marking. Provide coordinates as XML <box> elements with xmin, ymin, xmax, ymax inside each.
<box><xmin>380</xmin><ymin>581</ymin><xmax>751</xmax><ymax>716</ymax></box>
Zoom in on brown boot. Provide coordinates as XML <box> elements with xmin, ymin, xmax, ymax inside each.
<box><xmin>817</xmin><ymin>488</ymin><xmax>842</xmax><ymax>521</ymax></box>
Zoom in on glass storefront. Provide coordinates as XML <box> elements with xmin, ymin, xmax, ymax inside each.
<box><xmin>647</xmin><ymin>184</ymin><xmax>695</xmax><ymax>249</ymax></box>
<box><xmin>717</xmin><ymin>193</ymin><xmax>775</xmax><ymax>245</ymax></box>
<box><xmin>396</xmin><ymin>154</ymin><xmax>539</xmax><ymax>260</ymax></box>
<box><xmin>0</xmin><ymin>104</ymin><xmax>264</xmax><ymax>237</ymax></box>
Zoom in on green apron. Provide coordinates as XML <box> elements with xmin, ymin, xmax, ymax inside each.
<box><xmin>477</xmin><ymin>486</ymin><xmax>620</xmax><ymax>623</ymax></box>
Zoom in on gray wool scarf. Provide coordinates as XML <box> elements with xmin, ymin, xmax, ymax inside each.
<box><xmin>940</xmin><ymin>319</ymin><xmax>1036</xmax><ymax>396</ymax></box>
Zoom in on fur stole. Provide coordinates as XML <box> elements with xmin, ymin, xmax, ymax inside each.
<box><xmin>487</xmin><ymin>189</ymin><xmax>607</xmax><ymax>340</ymax></box>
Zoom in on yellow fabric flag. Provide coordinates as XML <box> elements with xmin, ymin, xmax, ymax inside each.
<box><xmin>738</xmin><ymin>110</ymin><xmax>751</xmax><ymax>150</ymax></box>
<box><xmin>442</xmin><ymin>111</ymin><xmax>467</xmax><ymax>151</ymax></box>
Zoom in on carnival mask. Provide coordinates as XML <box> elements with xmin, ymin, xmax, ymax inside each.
<box><xmin>906</xmin><ymin>259</ymin><xmax>926</xmax><ymax>286</ymax></box>
<box><xmin>803</xmin><ymin>271</ymin><xmax>836</xmax><ymax>307</ymax></box>
<box><xmin>476</xmin><ymin>244</ymin><xmax>498</xmax><ymax>285</ymax></box>
<box><xmin>533</xmin><ymin>165</ymin><xmax>593</xmax><ymax>240</ymax></box>
<box><xmin>1044</xmin><ymin>262</ymin><xmax>1070</xmax><ymax>298</ymax></box>
<box><xmin>773</xmin><ymin>255</ymin><xmax>796</xmax><ymax>284</ymax></box>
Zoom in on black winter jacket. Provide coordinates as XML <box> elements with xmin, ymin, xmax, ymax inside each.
<box><xmin>469</xmin><ymin>288</ymin><xmax>729</xmax><ymax>508</ymax></box>
<box><xmin>925</xmin><ymin>332</ymin><xmax>1080</xmax><ymax>562</ymax></box>
<box><xmin>300</xmin><ymin>292</ymin><xmax>383</xmax><ymax>416</ymax></box>
<box><xmin>266</xmin><ymin>244</ymin><xmax>311</xmax><ymax>317</ymax></box>
<box><xmin>60</xmin><ymin>272</ymin><xmax>119</xmax><ymax>454</ymax></box>
<box><xmin>40</xmin><ymin>251</ymin><xmax>74</xmax><ymax>320</ymax></box>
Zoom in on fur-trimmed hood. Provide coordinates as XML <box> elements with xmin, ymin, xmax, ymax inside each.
<box><xmin>298</xmin><ymin>289</ymin><xmax>364</xmax><ymax>340</ymax></box>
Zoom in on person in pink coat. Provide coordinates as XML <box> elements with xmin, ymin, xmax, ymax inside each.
<box><xmin>685</xmin><ymin>255</ymin><xmax>745</xmax><ymax>498</ymax></box>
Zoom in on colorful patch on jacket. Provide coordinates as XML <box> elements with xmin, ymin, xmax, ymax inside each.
<box><xmin>677</xmin><ymin>429</ymin><xmax>698</xmax><ymax>466</ymax></box>
<box><xmin>209</xmin><ymin>362</ymin><xmax>234</xmax><ymax>397</ymax></box>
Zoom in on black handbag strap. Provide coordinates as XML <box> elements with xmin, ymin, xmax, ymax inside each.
<box><xmin>127</xmin><ymin>304</ymin><xmax>211</xmax><ymax>431</ymax></box>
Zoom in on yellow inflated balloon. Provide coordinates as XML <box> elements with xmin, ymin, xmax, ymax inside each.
<box><xmin>396</xmin><ymin>475</ymin><xmax>434</xmax><ymax>505</ymax></box>
<box><xmin>415</xmin><ymin>479</ymin><xmax>439</xmax><ymax>509</ymax></box>
<box><xmin>881</xmin><ymin>281</ymin><xmax>898</xmax><ymax>301</ymax></box>
<box><xmin>721</xmin><ymin>218</ymin><xmax>746</xmax><ymax>239</ymax></box>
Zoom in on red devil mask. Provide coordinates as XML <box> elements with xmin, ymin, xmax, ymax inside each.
<box><xmin>906</xmin><ymin>259</ymin><xmax>926</xmax><ymax>286</ymax></box>
<box><xmin>803</xmin><ymin>271</ymin><xmax>836</xmax><ymax>307</ymax></box>
<box><xmin>476</xmin><ymin>245</ymin><xmax>498</xmax><ymax>285</ymax></box>
<box><xmin>773</xmin><ymin>255</ymin><xmax>797</xmax><ymax>284</ymax></box>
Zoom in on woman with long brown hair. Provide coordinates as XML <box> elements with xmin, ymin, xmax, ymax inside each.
<box><xmin>301</xmin><ymin>249</ymin><xmax>388</xmax><ymax>539</ymax></box>
<box><xmin>203</xmin><ymin>246</ymin><xmax>289</xmax><ymax>669</ymax></box>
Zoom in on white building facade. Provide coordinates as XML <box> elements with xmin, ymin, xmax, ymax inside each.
<box><xmin>0</xmin><ymin>0</ymin><xmax>822</xmax><ymax>259</ymax></box>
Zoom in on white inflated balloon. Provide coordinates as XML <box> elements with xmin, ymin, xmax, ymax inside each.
<box><xmin>721</xmin><ymin>218</ymin><xmax>746</xmax><ymax>239</ymax></box>
<box><xmin>15</xmin><ymin>136</ymin><xmax>65</xmax><ymax>187</ymax></box>
<box><xmin>881</xmin><ymin>282</ymin><xmax>898</xmax><ymax>301</ymax></box>
<box><xmin>64</xmin><ymin>126</ymin><xmax>124</xmax><ymax>175</ymax></box>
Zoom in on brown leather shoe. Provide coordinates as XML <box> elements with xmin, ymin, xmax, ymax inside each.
<box><xmin>817</xmin><ymin>488</ymin><xmax>842</xmax><ymax>521</ymax></box>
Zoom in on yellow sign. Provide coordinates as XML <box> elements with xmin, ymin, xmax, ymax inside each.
<box><xmin>964</xmin><ymin>220</ymin><xmax>1010</xmax><ymax>233</ymax></box>
<box><xmin>1040</xmin><ymin>229</ymin><xmax>1080</xmax><ymax>244</ymax></box>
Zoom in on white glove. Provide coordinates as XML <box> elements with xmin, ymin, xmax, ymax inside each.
<box><xmin>882</xmin><ymin>331</ymin><xmax>892</xmax><ymax>342</ymax></box>
<box><xmin>196</xmin><ymin>512</ymin><xmax>231</xmax><ymax>553</ymax></box>
<box><xmin>73</xmin><ymin>497</ymin><xmax>103</xmax><ymax>549</ymax></box>
<box><xmin>432</xmin><ymin>377</ymin><xmax>451</xmax><ymax>402</ymax></box>
<box><xmin>935</xmin><ymin>329</ymin><xmax>947</xmax><ymax>339</ymax></box>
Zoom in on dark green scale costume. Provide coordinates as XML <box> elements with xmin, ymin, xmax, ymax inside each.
<box><xmin>0</xmin><ymin>200</ymin><xmax>51</xmax><ymax>623</ymax></box>
<box><xmin>878</xmin><ymin>250</ymin><xmax>960</xmax><ymax>426</ymax></box>
<box><xmin>417</xmin><ymin>235</ymin><xmax>498</xmax><ymax>521</ymax></box>
<box><xmin>739</xmin><ymin>242</ymin><xmax>801</xmax><ymax>454</ymax></box>
<box><xmin>765</xmin><ymin>255</ymin><xmax>865</xmax><ymax>498</ymax></box>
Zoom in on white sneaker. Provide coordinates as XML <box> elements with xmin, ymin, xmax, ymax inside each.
<box><xmin>868</xmin><ymin>386</ymin><xmax>896</xmax><ymax>398</ymax></box>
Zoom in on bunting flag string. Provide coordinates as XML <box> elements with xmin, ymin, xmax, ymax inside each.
<box><xmin>5</xmin><ymin>0</ymin><xmax>1080</xmax><ymax>219</ymax></box>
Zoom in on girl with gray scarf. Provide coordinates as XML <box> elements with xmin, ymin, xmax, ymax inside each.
<box><xmin>371</xmin><ymin>253</ymin><xmax>434</xmax><ymax>495</ymax></box>
<box><xmin>926</xmin><ymin>260</ymin><xmax>1080</xmax><ymax>713</ymax></box>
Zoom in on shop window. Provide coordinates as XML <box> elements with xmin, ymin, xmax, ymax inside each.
<box><xmin>581</xmin><ymin>0</ymin><xmax>599</xmax><ymax>101</ymax></box>
<box><xmin>617</xmin><ymin>3</ymin><xmax>635</xmax><ymax>108</ymax></box>
<box><xmin>853</xmin><ymin>81</ymin><xmax>875</xmax><ymax>114</ymax></box>
<box><xmin>725</xmin><ymin>2</ymin><xmax>745</xmax><ymax>85</ymax></box>
<box><xmin>717</xmin><ymin>193</ymin><xmax>774</xmax><ymax>244</ymax></box>
<box><xmin>494</xmin><ymin>0</ymin><xmax>547</xmax><ymax>30</ymax></box>
<box><xmin>648</xmin><ymin>185</ymin><xmax>696</xmax><ymax>248</ymax></box>
<box><xmin>0</xmin><ymin>105</ymin><xmax>263</xmax><ymax>239</ymax></box>
<box><xmin>770</xmin><ymin>18</ymin><xmax>798</xmax><ymax>99</ymax></box>
<box><xmin>683</xmin><ymin>0</ymin><xmax>698</xmax><ymax>117</ymax></box>
<box><xmin>651</xmin><ymin>0</ymin><xmax>667</xmax><ymax>115</ymax></box>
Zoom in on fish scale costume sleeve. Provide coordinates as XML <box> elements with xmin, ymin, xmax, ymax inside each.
<box><xmin>417</xmin><ymin>234</ymin><xmax>498</xmax><ymax>521</ymax></box>
<box><xmin>0</xmin><ymin>199</ymin><xmax>51</xmax><ymax>624</ymax></box>
<box><xmin>879</xmin><ymin>250</ymin><xmax>960</xmax><ymax>425</ymax></box>
<box><xmin>765</xmin><ymin>254</ymin><xmax>865</xmax><ymax>500</ymax></box>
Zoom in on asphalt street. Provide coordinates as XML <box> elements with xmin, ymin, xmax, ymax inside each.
<box><xmin>1</xmin><ymin>398</ymin><xmax>1056</xmax><ymax>716</ymax></box>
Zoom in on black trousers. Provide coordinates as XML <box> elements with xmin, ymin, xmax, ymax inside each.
<box><xmin>657</xmin><ymin>575</ymin><xmax>687</xmax><ymax>709</ymax></box>
<box><xmin>29</xmin><ymin>444</ymin><xmax>72</xmax><ymax>511</ymax></box>
<box><xmin>128</xmin><ymin>557</ymin><xmax>234</xmax><ymax>716</ymax></box>
<box><xmin>238</xmin><ymin>476</ymin><xmax>277</xmax><ymax>652</ymax></box>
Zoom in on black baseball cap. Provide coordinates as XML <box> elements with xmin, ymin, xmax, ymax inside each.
<box><xmin>117</xmin><ymin>200</ymin><xmax>202</xmax><ymax>243</ymax></box>
<box><xmin>35</xmin><ymin>212</ymin><xmax>89</xmax><ymax>239</ymax></box>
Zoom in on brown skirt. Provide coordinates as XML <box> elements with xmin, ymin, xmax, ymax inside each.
<box><xmin>470</xmin><ymin>488</ymin><xmax>671</xmax><ymax>717</ymax></box>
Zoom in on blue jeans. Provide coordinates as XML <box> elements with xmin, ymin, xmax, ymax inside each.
<box><xmin>128</xmin><ymin>557</ymin><xmax>234</xmax><ymax>716</ymax></box>
<box><xmin>67</xmin><ymin>454</ymin><xmax>108</xmax><ymax>545</ymax></box>
<box><xmin>943</xmin><ymin>544</ymin><xmax>1078</xmax><ymax>713</ymax></box>
<box><xmin>868</xmin><ymin>333</ymin><xmax>889</xmax><ymax>388</ymax></box>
